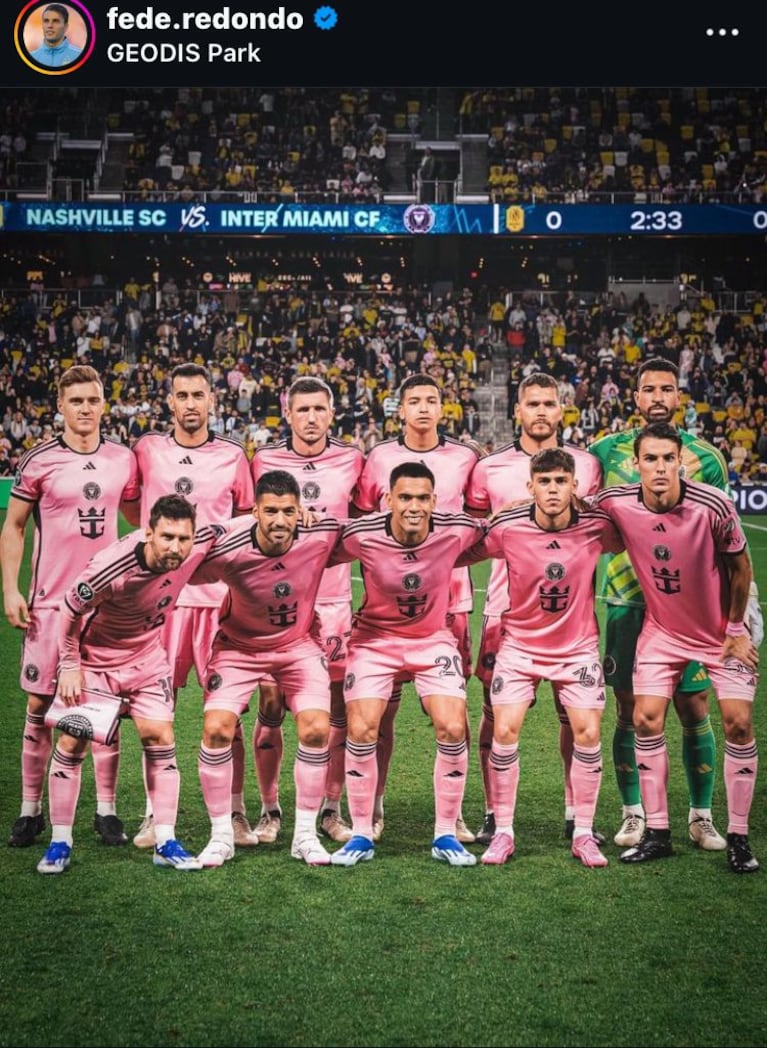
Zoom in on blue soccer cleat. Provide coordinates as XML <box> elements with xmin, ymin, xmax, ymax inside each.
<box><xmin>329</xmin><ymin>835</ymin><xmax>375</xmax><ymax>866</ymax></box>
<box><xmin>431</xmin><ymin>833</ymin><xmax>477</xmax><ymax>866</ymax></box>
<box><xmin>153</xmin><ymin>838</ymin><xmax>202</xmax><ymax>871</ymax></box>
<box><xmin>37</xmin><ymin>840</ymin><xmax>71</xmax><ymax>875</ymax></box>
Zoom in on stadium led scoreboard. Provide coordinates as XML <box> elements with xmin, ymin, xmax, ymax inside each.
<box><xmin>2</xmin><ymin>202</ymin><xmax>766</xmax><ymax>236</ymax></box>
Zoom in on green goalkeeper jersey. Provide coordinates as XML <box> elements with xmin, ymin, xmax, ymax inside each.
<box><xmin>589</xmin><ymin>428</ymin><xmax>730</xmax><ymax>606</ymax></box>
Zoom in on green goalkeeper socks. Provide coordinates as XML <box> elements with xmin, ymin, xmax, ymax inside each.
<box><xmin>682</xmin><ymin>716</ymin><xmax>716</xmax><ymax>809</ymax></box>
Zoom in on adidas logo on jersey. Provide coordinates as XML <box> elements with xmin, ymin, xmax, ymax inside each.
<box><xmin>178</xmin><ymin>455</ymin><xmax>193</xmax><ymax>465</ymax></box>
<box><xmin>403</xmin><ymin>552</ymin><xmax>418</xmax><ymax>561</ymax></box>
<box><xmin>303</xmin><ymin>462</ymin><xmax>317</xmax><ymax>471</ymax></box>
<box><xmin>160</xmin><ymin>578</ymin><xmax>173</xmax><ymax>588</ymax></box>
<box><xmin>82</xmin><ymin>461</ymin><xmax>97</xmax><ymax>470</ymax></box>
<box><xmin>652</xmin><ymin>523</ymin><xmax>667</xmax><ymax>532</ymax></box>
<box><xmin>545</xmin><ymin>540</ymin><xmax>561</xmax><ymax>549</ymax></box>
<box><xmin>271</xmin><ymin>561</ymin><xmax>287</xmax><ymax>571</ymax></box>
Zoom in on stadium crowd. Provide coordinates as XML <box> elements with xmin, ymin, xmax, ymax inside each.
<box><xmin>3</xmin><ymin>86</ymin><xmax>767</xmax><ymax>204</ymax></box>
<box><xmin>0</xmin><ymin>277</ymin><xmax>765</xmax><ymax>482</ymax></box>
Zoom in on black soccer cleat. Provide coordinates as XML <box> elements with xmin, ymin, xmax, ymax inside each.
<box><xmin>94</xmin><ymin>814</ymin><xmax>128</xmax><ymax>846</ymax></box>
<box><xmin>619</xmin><ymin>827</ymin><xmax>673</xmax><ymax>864</ymax></box>
<box><xmin>564</xmin><ymin>819</ymin><xmax>606</xmax><ymax>846</ymax></box>
<box><xmin>8</xmin><ymin>813</ymin><xmax>45</xmax><ymax>848</ymax></box>
<box><xmin>475</xmin><ymin>812</ymin><xmax>496</xmax><ymax>846</ymax></box>
<box><xmin>727</xmin><ymin>833</ymin><xmax>760</xmax><ymax>874</ymax></box>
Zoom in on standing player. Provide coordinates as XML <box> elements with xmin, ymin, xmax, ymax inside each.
<box><xmin>465</xmin><ymin>449</ymin><xmax>622</xmax><ymax>867</ymax></box>
<box><xmin>353</xmin><ymin>374</ymin><xmax>481</xmax><ymax>842</ymax></box>
<box><xmin>464</xmin><ymin>372</ymin><xmax>602</xmax><ymax>844</ymax></box>
<box><xmin>1</xmin><ymin>365</ymin><xmax>139</xmax><ymax>849</ymax></box>
<box><xmin>596</xmin><ymin>423</ymin><xmax>759</xmax><ymax>872</ymax></box>
<box><xmin>188</xmin><ymin>471</ymin><xmax>343</xmax><ymax>867</ymax></box>
<box><xmin>251</xmin><ymin>377</ymin><xmax>364</xmax><ymax>845</ymax></box>
<box><xmin>331</xmin><ymin>462</ymin><xmax>486</xmax><ymax>867</ymax></box>
<box><xmin>590</xmin><ymin>357</ymin><xmax>762</xmax><ymax>850</ymax></box>
<box><xmin>37</xmin><ymin>495</ymin><xmax>218</xmax><ymax>874</ymax></box>
<box><xmin>128</xmin><ymin>363</ymin><xmax>256</xmax><ymax>849</ymax></box>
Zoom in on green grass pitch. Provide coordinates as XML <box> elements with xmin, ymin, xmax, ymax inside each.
<box><xmin>0</xmin><ymin>515</ymin><xmax>765</xmax><ymax>1047</ymax></box>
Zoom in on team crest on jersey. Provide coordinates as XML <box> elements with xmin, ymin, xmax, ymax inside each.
<box><xmin>14</xmin><ymin>468</ymin><xmax>22</xmax><ymax>485</ymax></box>
<box><xmin>175</xmin><ymin>477</ymin><xmax>193</xmax><ymax>496</ymax></box>
<box><xmin>24</xmin><ymin>664</ymin><xmax>40</xmax><ymax>683</ymax></box>
<box><xmin>344</xmin><ymin>672</ymin><xmax>355</xmax><ymax>691</ymax></box>
<box><xmin>302</xmin><ymin>482</ymin><xmax>321</xmax><ymax>501</ymax></box>
<box><xmin>653</xmin><ymin>545</ymin><xmax>672</xmax><ymax>561</ymax></box>
<box><xmin>207</xmin><ymin>673</ymin><xmax>223</xmax><ymax>691</ymax></box>
<box><xmin>491</xmin><ymin>676</ymin><xmax>504</xmax><ymax>695</ymax></box>
<box><xmin>76</xmin><ymin>582</ymin><xmax>94</xmax><ymax>602</ymax></box>
<box><xmin>481</xmin><ymin>653</ymin><xmax>496</xmax><ymax>670</ymax></box>
<box><xmin>273</xmin><ymin>581</ymin><xmax>292</xmax><ymax>598</ymax></box>
<box><xmin>603</xmin><ymin>655</ymin><xmax>617</xmax><ymax>677</ymax></box>
<box><xmin>402</xmin><ymin>573</ymin><xmax>422</xmax><ymax>591</ymax></box>
<box><xmin>82</xmin><ymin>482</ymin><xmax>101</xmax><ymax>501</ymax></box>
<box><xmin>157</xmin><ymin>596</ymin><xmax>172</xmax><ymax>610</ymax></box>
<box><xmin>545</xmin><ymin>562</ymin><xmax>566</xmax><ymax>581</ymax></box>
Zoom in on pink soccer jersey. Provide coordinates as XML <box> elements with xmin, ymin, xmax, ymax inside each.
<box><xmin>58</xmin><ymin>524</ymin><xmax>221</xmax><ymax>670</ymax></box>
<box><xmin>133</xmin><ymin>431</ymin><xmax>254</xmax><ymax>608</ymax></box>
<box><xmin>595</xmin><ymin>479</ymin><xmax>747</xmax><ymax>651</ymax></box>
<box><xmin>353</xmin><ymin>434</ymin><xmax>481</xmax><ymax>612</ymax></box>
<box><xmin>190</xmin><ymin>516</ymin><xmax>342</xmax><ymax>651</ymax></box>
<box><xmin>465</xmin><ymin>441</ymin><xmax>603</xmax><ymax>616</ymax></box>
<box><xmin>465</xmin><ymin>504</ymin><xmax>623</xmax><ymax>660</ymax></box>
<box><xmin>11</xmin><ymin>436</ymin><xmax>139</xmax><ymax>610</ymax></box>
<box><xmin>332</xmin><ymin>511</ymin><xmax>486</xmax><ymax>638</ymax></box>
<box><xmin>253</xmin><ymin>436</ymin><xmax>364</xmax><ymax>602</ymax></box>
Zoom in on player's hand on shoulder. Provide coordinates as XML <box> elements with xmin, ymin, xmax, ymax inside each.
<box><xmin>490</xmin><ymin>497</ymin><xmax>532</xmax><ymax>520</ymax></box>
<box><xmin>4</xmin><ymin>590</ymin><xmax>29</xmax><ymax>629</ymax></box>
<box><xmin>299</xmin><ymin>507</ymin><xmax>322</xmax><ymax>527</ymax></box>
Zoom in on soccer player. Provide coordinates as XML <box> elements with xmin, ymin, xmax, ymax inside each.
<box><xmin>37</xmin><ymin>495</ymin><xmax>219</xmax><ymax>874</ymax></box>
<box><xmin>1</xmin><ymin>364</ymin><xmax>139</xmax><ymax>849</ymax></box>
<box><xmin>30</xmin><ymin>5</ymin><xmax>83</xmax><ymax>68</ymax></box>
<box><xmin>330</xmin><ymin>462</ymin><xmax>486</xmax><ymax>868</ymax></box>
<box><xmin>187</xmin><ymin>470</ymin><xmax>343</xmax><ymax>867</ymax></box>
<box><xmin>127</xmin><ymin>363</ymin><xmax>256</xmax><ymax>849</ymax></box>
<box><xmin>251</xmin><ymin>377</ymin><xmax>364</xmax><ymax>845</ymax></box>
<box><xmin>596</xmin><ymin>423</ymin><xmax>759</xmax><ymax>873</ymax></box>
<box><xmin>590</xmin><ymin>357</ymin><xmax>762</xmax><ymax>850</ymax></box>
<box><xmin>465</xmin><ymin>372</ymin><xmax>602</xmax><ymax>844</ymax></box>
<box><xmin>464</xmin><ymin>449</ymin><xmax>622</xmax><ymax>867</ymax></box>
<box><xmin>353</xmin><ymin>374</ymin><xmax>481</xmax><ymax>842</ymax></box>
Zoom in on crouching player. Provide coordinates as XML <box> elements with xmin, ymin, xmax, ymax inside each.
<box><xmin>596</xmin><ymin>423</ymin><xmax>760</xmax><ymax>872</ymax></box>
<box><xmin>465</xmin><ymin>449</ymin><xmax>623</xmax><ymax>868</ymax></box>
<box><xmin>188</xmin><ymin>471</ymin><xmax>342</xmax><ymax>867</ymax></box>
<box><xmin>330</xmin><ymin>462</ymin><xmax>486</xmax><ymax>868</ymax></box>
<box><xmin>38</xmin><ymin>496</ymin><xmax>218</xmax><ymax>874</ymax></box>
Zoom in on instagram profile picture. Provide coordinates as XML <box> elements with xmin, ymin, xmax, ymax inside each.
<box><xmin>15</xmin><ymin>0</ymin><xmax>95</xmax><ymax>74</ymax></box>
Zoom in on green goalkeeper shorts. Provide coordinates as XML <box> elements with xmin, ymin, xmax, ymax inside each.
<box><xmin>604</xmin><ymin>603</ymin><xmax>712</xmax><ymax>694</ymax></box>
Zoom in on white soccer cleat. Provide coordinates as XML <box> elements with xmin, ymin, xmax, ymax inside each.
<box><xmin>198</xmin><ymin>838</ymin><xmax>235</xmax><ymax>868</ymax></box>
<box><xmin>133</xmin><ymin>815</ymin><xmax>156</xmax><ymax>849</ymax></box>
<box><xmin>231</xmin><ymin>812</ymin><xmax>259</xmax><ymax>847</ymax></box>
<box><xmin>329</xmin><ymin>835</ymin><xmax>375</xmax><ymax>866</ymax></box>
<box><xmin>614</xmin><ymin>813</ymin><xmax>645</xmax><ymax>848</ymax></box>
<box><xmin>290</xmin><ymin>834</ymin><xmax>331</xmax><ymax>866</ymax></box>
<box><xmin>153</xmin><ymin>838</ymin><xmax>203</xmax><ymax>871</ymax></box>
<box><xmin>688</xmin><ymin>816</ymin><xmax>726</xmax><ymax>851</ymax></box>
<box><xmin>37</xmin><ymin>841</ymin><xmax>71</xmax><ymax>875</ymax></box>
<box><xmin>431</xmin><ymin>834</ymin><xmax>477</xmax><ymax>866</ymax></box>
<box><xmin>255</xmin><ymin>809</ymin><xmax>282</xmax><ymax>844</ymax></box>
